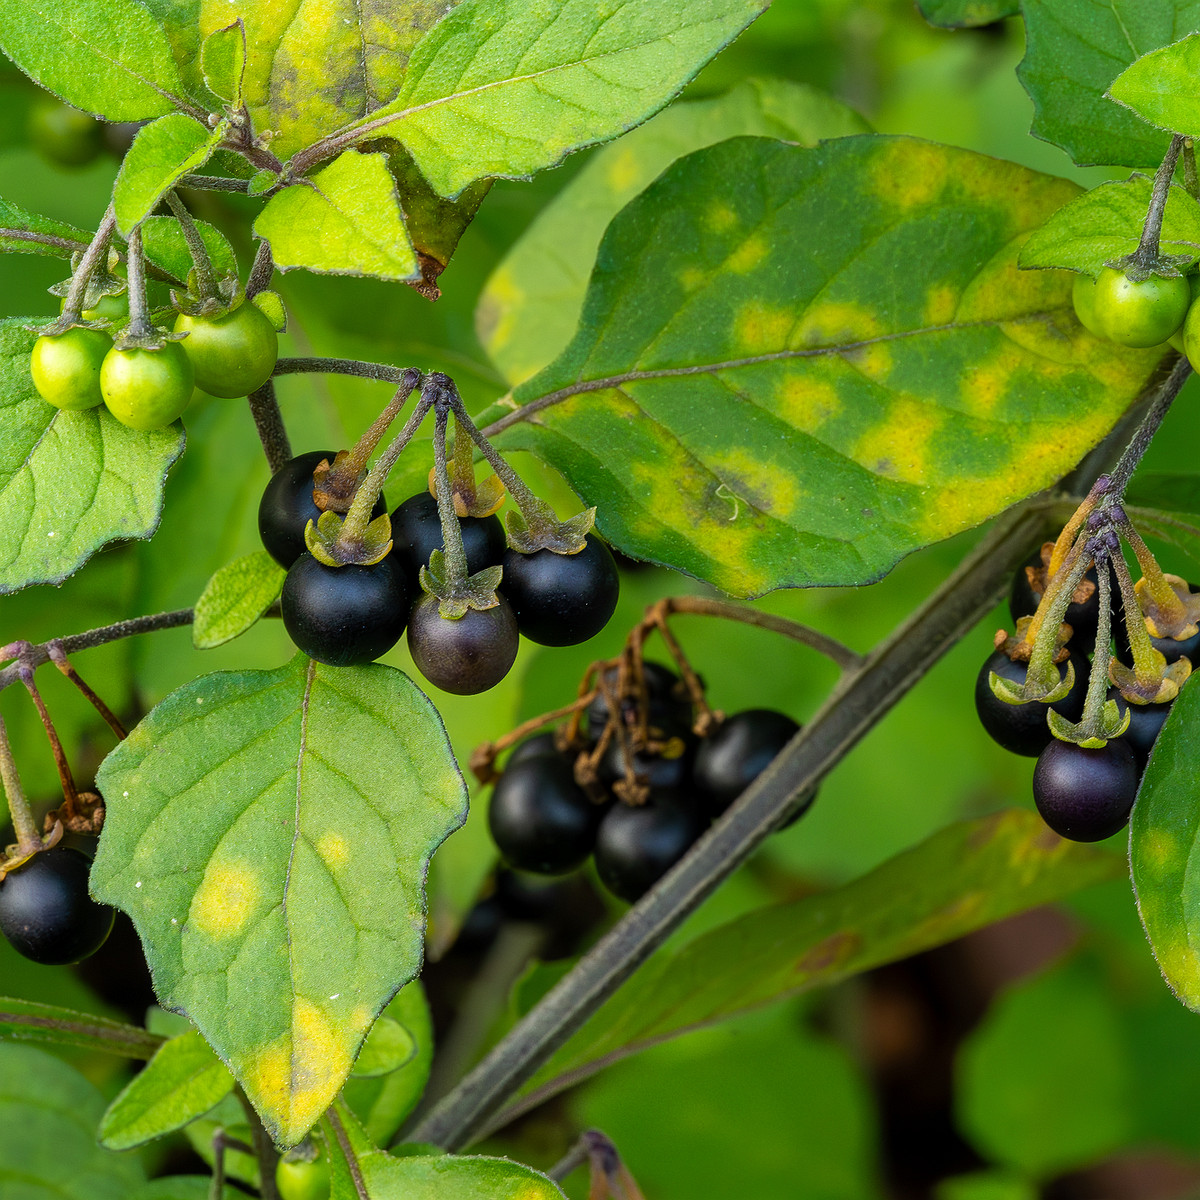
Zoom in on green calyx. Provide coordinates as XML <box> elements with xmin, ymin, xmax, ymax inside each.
<box><xmin>506</xmin><ymin>502</ymin><xmax>596</xmax><ymax>555</ymax></box>
<box><xmin>419</xmin><ymin>550</ymin><xmax>503</xmax><ymax>619</ymax></box>
<box><xmin>304</xmin><ymin>509</ymin><xmax>393</xmax><ymax>567</ymax></box>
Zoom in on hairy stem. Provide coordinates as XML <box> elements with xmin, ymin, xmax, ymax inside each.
<box><xmin>165</xmin><ymin>191</ymin><xmax>217</xmax><ymax>300</ymax></box>
<box><xmin>0</xmin><ymin>714</ymin><xmax>39</xmax><ymax>851</ymax></box>
<box><xmin>178</xmin><ymin>173</ymin><xmax>251</xmax><ymax>193</ymax></box>
<box><xmin>1135</xmin><ymin>134</ymin><xmax>1184</xmax><ymax>266</ymax></box>
<box><xmin>247</xmin><ymin>381</ymin><xmax>293</xmax><ymax>474</ymax></box>
<box><xmin>124</xmin><ymin>225</ymin><xmax>152</xmax><ymax>339</ymax></box>
<box><xmin>273</xmin><ymin>357</ymin><xmax>416</xmax><ymax>386</ymax></box>
<box><xmin>430</xmin><ymin>398</ymin><xmax>471</xmax><ymax>587</ymax></box>
<box><xmin>61</xmin><ymin>206</ymin><xmax>116</xmax><ymax>321</ymax></box>
<box><xmin>1109</xmin><ymin>356</ymin><xmax>1193</xmax><ymax>495</ymax></box>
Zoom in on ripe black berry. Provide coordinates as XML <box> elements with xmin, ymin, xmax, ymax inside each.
<box><xmin>281</xmin><ymin>552</ymin><xmax>410</xmax><ymax>666</ymax></box>
<box><xmin>593</xmin><ymin>793</ymin><xmax>708</xmax><ymax>902</ymax></box>
<box><xmin>0</xmin><ymin>848</ymin><xmax>115</xmax><ymax>965</ymax></box>
<box><xmin>501</xmin><ymin>535</ymin><xmax>620</xmax><ymax>646</ymax></box>
<box><xmin>1009</xmin><ymin>555</ymin><xmax>1114</xmax><ymax>653</ymax></box>
<box><xmin>507</xmin><ymin>732</ymin><xmax>561</xmax><ymax>767</ymax></box>
<box><xmin>1107</xmin><ymin>687</ymin><xmax>1172</xmax><ymax>768</ymax></box>
<box><xmin>974</xmin><ymin>648</ymin><xmax>1088</xmax><ymax>757</ymax></box>
<box><xmin>694</xmin><ymin>709</ymin><xmax>801</xmax><ymax>818</ymax></box>
<box><xmin>259</xmin><ymin>450</ymin><xmax>387</xmax><ymax>569</ymax></box>
<box><xmin>1032</xmin><ymin>738</ymin><xmax>1139</xmax><ymax>842</ymax></box>
<box><xmin>599</xmin><ymin>735</ymin><xmax>694</xmax><ymax>792</ymax></box>
<box><xmin>488</xmin><ymin>756</ymin><xmax>603</xmax><ymax>874</ymax></box>
<box><xmin>407</xmin><ymin>593</ymin><xmax>519</xmax><ymax>694</ymax></box>
<box><xmin>585</xmin><ymin>661</ymin><xmax>693</xmax><ymax>741</ymax></box>
<box><xmin>390</xmin><ymin>492</ymin><xmax>507</xmax><ymax>583</ymax></box>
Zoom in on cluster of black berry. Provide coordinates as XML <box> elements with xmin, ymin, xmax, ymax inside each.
<box><xmin>487</xmin><ymin>662</ymin><xmax>808</xmax><ymax>902</ymax></box>
<box><xmin>259</xmin><ymin>450</ymin><xmax>620</xmax><ymax>694</ymax></box>
<box><xmin>0</xmin><ymin>845</ymin><xmax>114</xmax><ymax>966</ymax></box>
<box><xmin>975</xmin><ymin>543</ymin><xmax>1187</xmax><ymax>842</ymax></box>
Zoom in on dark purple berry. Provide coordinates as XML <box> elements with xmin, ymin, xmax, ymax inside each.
<box><xmin>390</xmin><ymin>492</ymin><xmax>507</xmax><ymax>584</ymax></box>
<box><xmin>0</xmin><ymin>848</ymin><xmax>115</xmax><ymax>965</ymax></box>
<box><xmin>974</xmin><ymin>648</ymin><xmax>1088</xmax><ymax>757</ymax></box>
<box><xmin>281</xmin><ymin>552</ymin><xmax>410</xmax><ymax>666</ymax></box>
<box><xmin>259</xmin><ymin>450</ymin><xmax>387</xmax><ymax>569</ymax></box>
<box><xmin>407</xmin><ymin>593</ymin><xmax>519</xmax><ymax>695</ymax></box>
<box><xmin>488</xmin><ymin>756</ymin><xmax>603</xmax><ymax>875</ymax></box>
<box><xmin>1032</xmin><ymin>738</ymin><xmax>1139</xmax><ymax>842</ymax></box>
<box><xmin>598</xmin><ymin>735</ymin><xmax>694</xmax><ymax>792</ymax></box>
<box><xmin>593</xmin><ymin>793</ymin><xmax>707</xmax><ymax>903</ymax></box>
<box><xmin>585</xmin><ymin>661</ymin><xmax>693</xmax><ymax>742</ymax></box>
<box><xmin>501</xmin><ymin>535</ymin><xmax>620</xmax><ymax>647</ymax></box>
<box><xmin>1009</xmin><ymin>554</ymin><xmax>1114</xmax><ymax>653</ymax></box>
<box><xmin>694</xmin><ymin>709</ymin><xmax>801</xmax><ymax>818</ymax></box>
<box><xmin>1107</xmin><ymin>686</ymin><xmax>1173</xmax><ymax>768</ymax></box>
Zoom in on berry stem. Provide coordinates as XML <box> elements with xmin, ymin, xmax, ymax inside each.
<box><xmin>430</xmin><ymin>396</ymin><xmax>472</xmax><ymax>589</ymax></box>
<box><xmin>468</xmin><ymin>694</ymin><xmax>595</xmax><ymax>785</ymax></box>
<box><xmin>164</xmin><ymin>191</ymin><xmax>217</xmax><ymax>301</ymax></box>
<box><xmin>1073</xmin><ymin>544</ymin><xmax>1115</xmax><ymax>742</ymax></box>
<box><xmin>0</xmin><ymin>713</ymin><xmax>41</xmax><ymax>855</ymax></box>
<box><xmin>209</xmin><ymin>1129</ymin><xmax>228</xmax><ymax>1200</ymax></box>
<box><xmin>1119</xmin><ymin>515</ymin><xmax>1190</xmax><ymax>630</ymax></box>
<box><xmin>123</xmin><ymin>225</ymin><xmax>153</xmax><ymax>340</ymax></box>
<box><xmin>244</xmin><ymin>242</ymin><xmax>293</xmax><ymax>472</ymax></box>
<box><xmin>1132</xmin><ymin>134</ymin><xmax>1184</xmax><ymax>270</ymax></box>
<box><xmin>16</xmin><ymin>657</ymin><xmax>79</xmax><ymax>806</ymax></box>
<box><xmin>1110</xmin><ymin>549</ymin><xmax>1164</xmax><ymax>689</ymax></box>
<box><xmin>247</xmin><ymin>238</ymin><xmax>275</xmax><ymax>299</ymax></box>
<box><xmin>1047</xmin><ymin>478</ymin><xmax>1104</xmax><ymax>577</ymax></box>
<box><xmin>336</xmin><ymin>369</ymin><xmax>423</xmax><ymax>481</ymax></box>
<box><xmin>60</xmin><ymin>205</ymin><xmax>117</xmax><ymax>322</ymax></box>
<box><xmin>47</xmin><ymin>642</ymin><xmax>127</xmax><ymax>740</ymax></box>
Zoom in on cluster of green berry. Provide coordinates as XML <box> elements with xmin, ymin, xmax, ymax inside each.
<box><xmin>1073</xmin><ymin>266</ymin><xmax>1199</xmax><ymax>355</ymax></box>
<box><xmin>975</xmin><ymin>543</ymin><xmax>1188</xmax><ymax>841</ymax></box>
<box><xmin>260</xmin><ymin>451</ymin><xmax>620</xmax><ymax>694</ymax></box>
<box><xmin>29</xmin><ymin>290</ymin><xmax>279</xmax><ymax>430</ymax></box>
<box><xmin>488</xmin><ymin>662</ymin><xmax>807</xmax><ymax>902</ymax></box>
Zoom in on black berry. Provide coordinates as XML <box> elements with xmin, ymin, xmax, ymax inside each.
<box><xmin>501</xmin><ymin>535</ymin><xmax>620</xmax><ymax>647</ymax></box>
<box><xmin>974</xmin><ymin>648</ymin><xmax>1088</xmax><ymax>757</ymax></box>
<box><xmin>259</xmin><ymin>450</ymin><xmax>387</xmax><ymax>569</ymax></box>
<box><xmin>1032</xmin><ymin>738</ymin><xmax>1139</xmax><ymax>842</ymax></box>
<box><xmin>585</xmin><ymin>661</ymin><xmax>693</xmax><ymax>742</ymax></box>
<box><xmin>407</xmin><ymin>593</ymin><xmax>519</xmax><ymax>694</ymax></box>
<box><xmin>593</xmin><ymin>793</ymin><xmax>708</xmax><ymax>903</ymax></box>
<box><xmin>507</xmin><ymin>732</ymin><xmax>562</xmax><ymax>767</ymax></box>
<box><xmin>281</xmin><ymin>552</ymin><xmax>410</xmax><ymax>666</ymax></box>
<box><xmin>0</xmin><ymin>848</ymin><xmax>115</xmax><ymax>965</ymax></box>
<box><xmin>599</xmin><ymin>735</ymin><xmax>694</xmax><ymax>793</ymax></box>
<box><xmin>693</xmin><ymin>709</ymin><xmax>801</xmax><ymax>818</ymax></box>
<box><xmin>390</xmin><ymin>492</ymin><xmax>507</xmax><ymax>584</ymax></box>
<box><xmin>1107</xmin><ymin>687</ymin><xmax>1173</xmax><ymax>768</ymax></box>
<box><xmin>1009</xmin><ymin>554</ymin><xmax>1113</xmax><ymax>653</ymax></box>
<box><xmin>488</xmin><ymin>756</ymin><xmax>603</xmax><ymax>874</ymax></box>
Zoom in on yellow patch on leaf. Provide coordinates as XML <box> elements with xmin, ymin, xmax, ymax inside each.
<box><xmin>853</xmin><ymin>395</ymin><xmax>942</xmax><ymax>485</ymax></box>
<box><xmin>190</xmin><ymin>859</ymin><xmax>262</xmax><ymax>939</ymax></box>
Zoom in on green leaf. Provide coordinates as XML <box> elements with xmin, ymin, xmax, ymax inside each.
<box><xmin>1019</xmin><ymin>1</ymin><xmax>1194</xmax><ymax>168</ymax></box>
<box><xmin>99</xmin><ymin>1030</ymin><xmax>235</xmax><ymax>1150</ymax></box>
<box><xmin>1020</xmin><ymin>176</ymin><xmax>1200</xmax><ymax>276</ymax></box>
<box><xmin>493</xmin><ymin>136</ymin><xmax>1161</xmax><ymax>595</ymax></box>
<box><xmin>0</xmin><ymin>1042</ymin><xmax>147</xmax><ymax>1198</ymax></box>
<box><xmin>355</xmin><ymin>0</ymin><xmax>769</xmax><ymax>198</ymax></box>
<box><xmin>256</xmin><ymin>151</ymin><xmax>419</xmax><ymax>282</ymax></box>
<box><xmin>141</xmin><ymin>213</ymin><xmax>238</xmax><ymax>285</ymax></box>
<box><xmin>0</xmin><ymin>195</ymin><xmax>90</xmax><ymax>258</ymax></box>
<box><xmin>917</xmin><ymin>0</ymin><xmax>1017</xmax><ymax>28</ymax></box>
<box><xmin>936</xmin><ymin>1172</ymin><xmax>1039</xmax><ymax>1200</ymax></box>
<box><xmin>193</xmin><ymin>550</ymin><xmax>285</xmax><ymax>649</ymax></box>
<box><xmin>956</xmin><ymin>960</ymin><xmax>1131</xmax><ymax>1175</ymax></box>
<box><xmin>114</xmin><ymin>113</ymin><xmax>226</xmax><ymax>236</ymax></box>
<box><xmin>504</xmin><ymin>809</ymin><xmax>1121</xmax><ymax>1122</ymax></box>
<box><xmin>0</xmin><ymin>0</ymin><xmax>187</xmax><ymax>121</ymax></box>
<box><xmin>184</xmin><ymin>1094</ymin><xmax>259</xmax><ymax>1190</ymax></box>
<box><xmin>344</xmin><ymin>983</ymin><xmax>433</xmax><ymax>1145</ymax></box>
<box><xmin>91</xmin><ymin>656</ymin><xmax>468</xmax><ymax>1146</ymax></box>
<box><xmin>0</xmin><ymin>995</ymin><xmax>163</xmax><ymax>1058</ymax></box>
<box><xmin>351</xmin><ymin>1017</ymin><xmax>416</xmax><ymax>1079</ymax></box>
<box><xmin>1127</xmin><ymin>472</ymin><xmax>1200</xmax><ymax>515</ymax></box>
<box><xmin>1108</xmin><ymin>33</ymin><xmax>1200</xmax><ymax>139</ymax></box>
<box><xmin>1130</xmin><ymin>673</ymin><xmax>1200</xmax><ymax>1007</ymax></box>
<box><xmin>1123</xmin><ymin>506</ymin><xmax>1200</xmax><ymax>576</ymax></box>
<box><xmin>480</xmin><ymin>78</ymin><xmax>869</xmax><ymax>387</ymax></box>
<box><xmin>0</xmin><ymin>319</ymin><xmax>185</xmax><ymax>595</ymax></box>
<box><xmin>325</xmin><ymin>1100</ymin><xmax>564</xmax><ymax>1199</ymax></box>
<box><xmin>201</xmin><ymin>20</ymin><xmax>246</xmax><ymax>106</ymax></box>
<box><xmin>132</xmin><ymin>1179</ymin><xmax>238</xmax><ymax>1200</ymax></box>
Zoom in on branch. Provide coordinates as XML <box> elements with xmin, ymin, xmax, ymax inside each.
<box><xmin>410</xmin><ymin>497</ymin><xmax>1055</xmax><ymax>1150</ymax></box>
<box><xmin>177</xmin><ymin>173</ymin><xmax>252</xmax><ymax>193</ymax></box>
<box><xmin>0</xmin><ymin>611</ymin><xmax>194</xmax><ymax>694</ymax></box>
<box><xmin>273</xmin><ymin>356</ymin><xmax>417</xmax><ymax>386</ymax></box>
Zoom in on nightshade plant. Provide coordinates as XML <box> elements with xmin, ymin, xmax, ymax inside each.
<box><xmin>11</xmin><ymin>1</ymin><xmax>1200</xmax><ymax>1196</ymax></box>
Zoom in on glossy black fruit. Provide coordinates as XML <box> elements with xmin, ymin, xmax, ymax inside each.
<box><xmin>1009</xmin><ymin>555</ymin><xmax>1110</xmax><ymax>652</ymax></box>
<box><xmin>0</xmin><ymin>848</ymin><xmax>115</xmax><ymax>965</ymax></box>
<box><xmin>693</xmin><ymin>709</ymin><xmax>801</xmax><ymax>818</ymax></box>
<box><xmin>259</xmin><ymin>450</ymin><xmax>387</xmax><ymax>569</ymax></box>
<box><xmin>508</xmin><ymin>732</ymin><xmax>562</xmax><ymax>767</ymax></box>
<box><xmin>501</xmin><ymin>535</ymin><xmax>620</xmax><ymax>647</ymax></box>
<box><xmin>593</xmin><ymin>793</ymin><xmax>708</xmax><ymax>903</ymax></box>
<box><xmin>281</xmin><ymin>553</ymin><xmax>410</xmax><ymax>666</ymax></box>
<box><xmin>974</xmin><ymin>648</ymin><xmax>1088</xmax><ymax>757</ymax></box>
<box><xmin>488</xmin><ymin>756</ymin><xmax>603</xmax><ymax>874</ymax></box>
<box><xmin>1107</xmin><ymin>687</ymin><xmax>1173</xmax><ymax>768</ymax></box>
<box><xmin>1032</xmin><ymin>738</ymin><xmax>1139</xmax><ymax>842</ymax></box>
<box><xmin>598</xmin><ymin>735</ymin><xmax>694</xmax><ymax>792</ymax></box>
<box><xmin>390</xmin><ymin>492</ymin><xmax>506</xmax><ymax>582</ymax></box>
<box><xmin>407</xmin><ymin>593</ymin><xmax>519</xmax><ymax>695</ymax></box>
<box><xmin>585</xmin><ymin>661</ymin><xmax>693</xmax><ymax>741</ymax></box>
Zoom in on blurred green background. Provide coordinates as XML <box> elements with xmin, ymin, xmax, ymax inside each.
<box><xmin>4</xmin><ymin>2</ymin><xmax>1200</xmax><ymax>1197</ymax></box>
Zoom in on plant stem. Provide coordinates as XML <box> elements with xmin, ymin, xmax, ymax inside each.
<box><xmin>165</xmin><ymin>192</ymin><xmax>217</xmax><ymax>300</ymax></box>
<box><xmin>248</xmin><ymin>381</ymin><xmax>294</xmax><ymax>474</ymax></box>
<box><xmin>273</xmin><ymin>357</ymin><xmax>416</xmax><ymax>386</ymax></box>
<box><xmin>0</xmin><ymin>610</ymin><xmax>194</xmax><ymax>695</ymax></box>
<box><xmin>0</xmin><ymin>713</ymin><xmax>40</xmax><ymax>851</ymax></box>
<box><xmin>410</xmin><ymin>498</ymin><xmax>1055</xmax><ymax>1151</ymax></box>
<box><xmin>124</xmin><ymin>225</ymin><xmax>152</xmax><ymax>339</ymax></box>
<box><xmin>338</xmin><ymin>369</ymin><xmax>423</xmax><ymax>479</ymax></box>
<box><xmin>1185</xmin><ymin>139</ymin><xmax>1199</xmax><ymax>201</ymax></box>
<box><xmin>60</xmin><ymin>206</ymin><xmax>116</xmax><ymax>320</ymax></box>
<box><xmin>430</xmin><ymin>397</ymin><xmax>471</xmax><ymax>587</ymax></box>
<box><xmin>445</xmin><ymin>388</ymin><xmax>544</xmax><ymax>516</ymax></box>
<box><xmin>325</xmin><ymin>1108</ymin><xmax>369</xmax><ymax>1200</ymax></box>
<box><xmin>1134</xmin><ymin>134</ymin><xmax>1184</xmax><ymax>266</ymax></box>
<box><xmin>178</xmin><ymin>173</ymin><xmax>251</xmax><ymax>193</ymax></box>
<box><xmin>1108</xmin><ymin>356</ymin><xmax>1192</xmax><ymax>495</ymax></box>
<box><xmin>247</xmin><ymin>239</ymin><xmax>275</xmax><ymax>300</ymax></box>
<box><xmin>236</xmin><ymin>1091</ymin><xmax>280</xmax><ymax>1200</ymax></box>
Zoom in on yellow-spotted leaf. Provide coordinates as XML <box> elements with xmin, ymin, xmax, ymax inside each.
<box><xmin>91</xmin><ymin>657</ymin><xmax>468</xmax><ymax>1146</ymax></box>
<box><xmin>0</xmin><ymin>319</ymin><xmax>184</xmax><ymax>595</ymax></box>
<box><xmin>255</xmin><ymin>151</ymin><xmax>419</xmax><ymax>282</ymax></box>
<box><xmin>490</xmin><ymin>136</ymin><xmax>1163</xmax><ymax>596</ymax></box>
